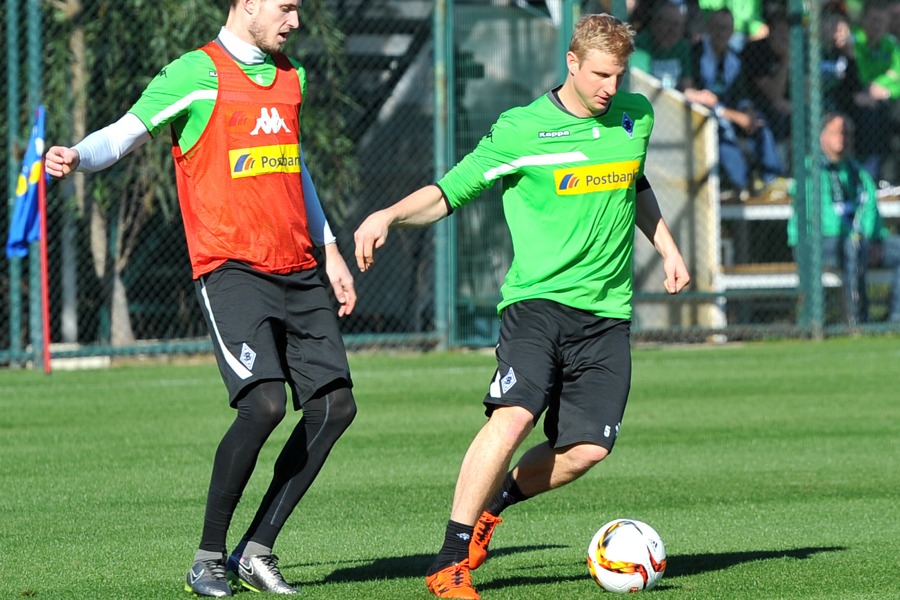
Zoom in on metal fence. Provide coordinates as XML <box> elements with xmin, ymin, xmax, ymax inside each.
<box><xmin>3</xmin><ymin>0</ymin><xmax>900</xmax><ymax>369</ymax></box>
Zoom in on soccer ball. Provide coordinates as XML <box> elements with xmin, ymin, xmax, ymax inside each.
<box><xmin>586</xmin><ymin>518</ymin><xmax>667</xmax><ymax>593</ymax></box>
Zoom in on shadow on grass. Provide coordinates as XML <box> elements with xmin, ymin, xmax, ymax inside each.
<box><xmin>289</xmin><ymin>545</ymin><xmax>846</xmax><ymax>592</ymax></box>
<box><xmin>298</xmin><ymin>544</ymin><xmax>567</xmax><ymax>584</ymax></box>
<box><xmin>664</xmin><ymin>546</ymin><xmax>847</xmax><ymax>579</ymax></box>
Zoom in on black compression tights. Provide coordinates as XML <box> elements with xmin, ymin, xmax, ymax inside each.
<box><xmin>198</xmin><ymin>381</ymin><xmax>357</xmax><ymax>554</ymax></box>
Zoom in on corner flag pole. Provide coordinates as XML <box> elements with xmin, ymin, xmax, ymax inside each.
<box><xmin>38</xmin><ymin>153</ymin><xmax>51</xmax><ymax>374</ymax></box>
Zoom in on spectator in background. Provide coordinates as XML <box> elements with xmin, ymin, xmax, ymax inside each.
<box><xmin>697</xmin><ymin>0</ymin><xmax>767</xmax><ymax>50</ymax></box>
<box><xmin>737</xmin><ymin>8</ymin><xmax>792</xmax><ymax>153</ymax></box>
<box><xmin>687</xmin><ymin>8</ymin><xmax>784</xmax><ymax>199</ymax></box>
<box><xmin>631</xmin><ymin>1</ymin><xmax>697</xmax><ymax>91</ymax></box>
<box><xmin>890</xmin><ymin>2</ymin><xmax>900</xmax><ymax>42</ymax></box>
<box><xmin>850</xmin><ymin>0</ymin><xmax>900</xmax><ymax>182</ymax></box>
<box><xmin>821</xmin><ymin>9</ymin><xmax>862</xmax><ymax>115</ymax></box>
<box><xmin>890</xmin><ymin>1</ymin><xmax>900</xmax><ymax>183</ymax></box>
<box><xmin>787</xmin><ymin>112</ymin><xmax>900</xmax><ymax>325</ymax></box>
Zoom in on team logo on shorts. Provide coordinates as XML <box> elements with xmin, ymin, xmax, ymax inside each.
<box><xmin>500</xmin><ymin>367</ymin><xmax>517</xmax><ymax>394</ymax></box>
<box><xmin>489</xmin><ymin>367</ymin><xmax>518</xmax><ymax>398</ymax></box>
<box><xmin>240</xmin><ymin>343</ymin><xmax>257</xmax><ymax>371</ymax></box>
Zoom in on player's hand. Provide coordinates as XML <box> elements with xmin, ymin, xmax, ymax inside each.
<box><xmin>44</xmin><ymin>146</ymin><xmax>80</xmax><ymax>180</ymax></box>
<box><xmin>353</xmin><ymin>210</ymin><xmax>392</xmax><ymax>272</ymax></box>
<box><xmin>323</xmin><ymin>243</ymin><xmax>356</xmax><ymax>317</ymax></box>
<box><xmin>663</xmin><ymin>253</ymin><xmax>691</xmax><ymax>294</ymax></box>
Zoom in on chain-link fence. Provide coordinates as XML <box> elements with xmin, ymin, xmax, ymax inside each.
<box><xmin>3</xmin><ymin>0</ymin><xmax>900</xmax><ymax>368</ymax></box>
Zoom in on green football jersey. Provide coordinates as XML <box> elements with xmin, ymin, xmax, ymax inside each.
<box><xmin>438</xmin><ymin>91</ymin><xmax>654</xmax><ymax>319</ymax></box>
<box><xmin>127</xmin><ymin>48</ymin><xmax>308</xmax><ymax>152</ymax></box>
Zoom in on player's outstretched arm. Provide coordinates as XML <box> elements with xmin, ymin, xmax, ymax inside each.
<box><xmin>635</xmin><ymin>186</ymin><xmax>691</xmax><ymax>294</ymax></box>
<box><xmin>46</xmin><ymin>113</ymin><xmax>150</xmax><ymax>180</ymax></box>
<box><xmin>45</xmin><ymin>146</ymin><xmax>80</xmax><ymax>180</ymax></box>
<box><xmin>353</xmin><ymin>184</ymin><xmax>449</xmax><ymax>272</ymax></box>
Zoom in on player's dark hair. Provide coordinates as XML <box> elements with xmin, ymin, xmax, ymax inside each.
<box><xmin>569</xmin><ymin>13</ymin><xmax>636</xmax><ymax>64</ymax></box>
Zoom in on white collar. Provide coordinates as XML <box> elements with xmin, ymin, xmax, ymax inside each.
<box><xmin>218</xmin><ymin>26</ymin><xmax>267</xmax><ymax>65</ymax></box>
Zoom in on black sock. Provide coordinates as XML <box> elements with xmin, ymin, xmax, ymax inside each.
<box><xmin>485</xmin><ymin>471</ymin><xmax>530</xmax><ymax>516</ymax></box>
<box><xmin>428</xmin><ymin>520</ymin><xmax>474</xmax><ymax>575</ymax></box>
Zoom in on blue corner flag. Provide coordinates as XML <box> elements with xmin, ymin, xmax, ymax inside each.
<box><xmin>7</xmin><ymin>105</ymin><xmax>47</xmax><ymax>258</ymax></box>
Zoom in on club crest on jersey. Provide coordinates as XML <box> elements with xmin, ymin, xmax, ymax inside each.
<box><xmin>554</xmin><ymin>160</ymin><xmax>640</xmax><ymax>195</ymax></box>
<box><xmin>251</xmin><ymin>107</ymin><xmax>292</xmax><ymax>136</ymax></box>
<box><xmin>622</xmin><ymin>112</ymin><xmax>634</xmax><ymax>138</ymax></box>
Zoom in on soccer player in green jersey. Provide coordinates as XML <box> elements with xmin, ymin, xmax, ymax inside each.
<box><xmin>46</xmin><ymin>1</ymin><xmax>357</xmax><ymax>597</ymax></box>
<box><xmin>354</xmin><ymin>13</ymin><xmax>690</xmax><ymax>599</ymax></box>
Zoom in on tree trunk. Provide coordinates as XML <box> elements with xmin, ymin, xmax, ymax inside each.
<box><xmin>109</xmin><ymin>272</ymin><xmax>134</xmax><ymax>346</ymax></box>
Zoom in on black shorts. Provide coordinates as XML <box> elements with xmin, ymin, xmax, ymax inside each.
<box><xmin>484</xmin><ymin>299</ymin><xmax>631</xmax><ymax>451</ymax></box>
<box><xmin>195</xmin><ymin>261</ymin><xmax>351</xmax><ymax>409</ymax></box>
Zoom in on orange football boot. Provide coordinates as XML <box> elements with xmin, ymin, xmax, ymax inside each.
<box><xmin>425</xmin><ymin>559</ymin><xmax>480</xmax><ymax>599</ymax></box>
<box><xmin>469</xmin><ymin>511</ymin><xmax>502</xmax><ymax>569</ymax></box>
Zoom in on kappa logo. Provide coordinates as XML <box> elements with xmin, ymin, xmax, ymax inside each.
<box><xmin>240</xmin><ymin>343</ymin><xmax>257</xmax><ymax>370</ymax></box>
<box><xmin>539</xmin><ymin>130</ymin><xmax>571</xmax><ymax>138</ymax></box>
<box><xmin>251</xmin><ymin>107</ymin><xmax>291</xmax><ymax>135</ymax></box>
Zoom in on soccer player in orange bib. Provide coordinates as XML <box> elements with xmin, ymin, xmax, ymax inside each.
<box><xmin>46</xmin><ymin>1</ymin><xmax>357</xmax><ymax>596</ymax></box>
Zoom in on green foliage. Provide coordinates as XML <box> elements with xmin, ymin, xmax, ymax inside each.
<box><xmin>1</xmin><ymin>338</ymin><xmax>898</xmax><ymax>598</ymax></box>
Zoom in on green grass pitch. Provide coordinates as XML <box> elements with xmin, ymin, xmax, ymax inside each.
<box><xmin>1</xmin><ymin>336</ymin><xmax>898</xmax><ymax>598</ymax></box>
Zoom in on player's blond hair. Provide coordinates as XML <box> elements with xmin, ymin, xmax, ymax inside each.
<box><xmin>569</xmin><ymin>13</ymin><xmax>636</xmax><ymax>63</ymax></box>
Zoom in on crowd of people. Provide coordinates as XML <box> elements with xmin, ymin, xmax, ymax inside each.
<box><xmin>625</xmin><ymin>0</ymin><xmax>900</xmax><ymax>198</ymax></box>
<box><xmin>624</xmin><ymin>0</ymin><xmax>900</xmax><ymax>326</ymax></box>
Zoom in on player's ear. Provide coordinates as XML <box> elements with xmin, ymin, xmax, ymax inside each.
<box><xmin>241</xmin><ymin>0</ymin><xmax>258</xmax><ymax>16</ymax></box>
<box><xmin>565</xmin><ymin>51</ymin><xmax>580</xmax><ymax>77</ymax></box>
